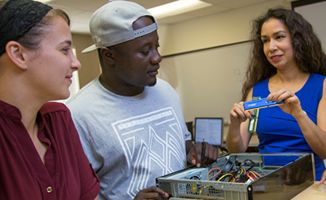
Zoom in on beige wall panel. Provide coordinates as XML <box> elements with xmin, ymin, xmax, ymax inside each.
<box><xmin>72</xmin><ymin>33</ymin><xmax>101</xmax><ymax>88</ymax></box>
<box><xmin>158</xmin><ymin>0</ymin><xmax>291</xmax><ymax>56</ymax></box>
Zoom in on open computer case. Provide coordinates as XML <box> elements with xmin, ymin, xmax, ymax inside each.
<box><xmin>156</xmin><ymin>153</ymin><xmax>314</xmax><ymax>200</ymax></box>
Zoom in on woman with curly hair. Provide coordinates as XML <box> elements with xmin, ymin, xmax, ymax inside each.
<box><xmin>226</xmin><ymin>7</ymin><xmax>326</xmax><ymax>181</ymax></box>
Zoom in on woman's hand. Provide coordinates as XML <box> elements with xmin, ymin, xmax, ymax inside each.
<box><xmin>229</xmin><ymin>102</ymin><xmax>254</xmax><ymax>127</ymax></box>
<box><xmin>267</xmin><ymin>88</ymin><xmax>304</xmax><ymax>118</ymax></box>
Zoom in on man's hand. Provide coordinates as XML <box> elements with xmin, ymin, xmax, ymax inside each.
<box><xmin>134</xmin><ymin>186</ymin><xmax>169</xmax><ymax>200</ymax></box>
<box><xmin>186</xmin><ymin>141</ymin><xmax>218</xmax><ymax>167</ymax></box>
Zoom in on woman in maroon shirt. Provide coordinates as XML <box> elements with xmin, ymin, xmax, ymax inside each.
<box><xmin>0</xmin><ymin>0</ymin><xmax>100</xmax><ymax>199</ymax></box>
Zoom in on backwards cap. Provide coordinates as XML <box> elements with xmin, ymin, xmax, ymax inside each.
<box><xmin>82</xmin><ymin>0</ymin><xmax>158</xmax><ymax>53</ymax></box>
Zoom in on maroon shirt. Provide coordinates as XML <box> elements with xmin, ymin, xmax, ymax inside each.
<box><xmin>0</xmin><ymin>101</ymin><xmax>100</xmax><ymax>200</ymax></box>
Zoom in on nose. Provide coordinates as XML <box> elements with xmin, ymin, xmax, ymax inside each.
<box><xmin>268</xmin><ymin>39</ymin><xmax>277</xmax><ymax>52</ymax></box>
<box><xmin>71</xmin><ymin>52</ymin><xmax>81</xmax><ymax>71</ymax></box>
<box><xmin>151</xmin><ymin>49</ymin><xmax>162</xmax><ymax>64</ymax></box>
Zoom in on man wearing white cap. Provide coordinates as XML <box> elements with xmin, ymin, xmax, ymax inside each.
<box><xmin>67</xmin><ymin>1</ymin><xmax>218</xmax><ymax>199</ymax></box>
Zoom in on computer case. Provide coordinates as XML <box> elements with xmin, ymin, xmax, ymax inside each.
<box><xmin>156</xmin><ymin>153</ymin><xmax>314</xmax><ymax>200</ymax></box>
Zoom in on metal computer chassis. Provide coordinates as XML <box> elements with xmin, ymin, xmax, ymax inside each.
<box><xmin>156</xmin><ymin>153</ymin><xmax>314</xmax><ymax>200</ymax></box>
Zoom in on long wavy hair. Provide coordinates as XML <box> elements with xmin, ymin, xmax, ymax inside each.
<box><xmin>241</xmin><ymin>7</ymin><xmax>326</xmax><ymax>101</ymax></box>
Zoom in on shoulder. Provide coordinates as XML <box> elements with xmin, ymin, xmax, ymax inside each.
<box><xmin>152</xmin><ymin>78</ymin><xmax>179</xmax><ymax>96</ymax></box>
<box><xmin>252</xmin><ymin>78</ymin><xmax>270</xmax><ymax>100</ymax></box>
<box><xmin>156</xmin><ymin>78</ymin><xmax>175</xmax><ymax>90</ymax></box>
<box><xmin>66</xmin><ymin>79</ymin><xmax>99</xmax><ymax>108</ymax></box>
<box><xmin>255</xmin><ymin>78</ymin><xmax>269</xmax><ymax>86</ymax></box>
<box><xmin>245</xmin><ymin>87</ymin><xmax>254</xmax><ymax>101</ymax></box>
<box><xmin>156</xmin><ymin>78</ymin><xmax>169</xmax><ymax>86</ymax></box>
<box><xmin>68</xmin><ymin>78</ymin><xmax>98</xmax><ymax>99</ymax></box>
<box><xmin>39</xmin><ymin>102</ymin><xmax>72</xmax><ymax>123</ymax></box>
<box><xmin>311</xmin><ymin>73</ymin><xmax>326</xmax><ymax>80</ymax></box>
<box><xmin>40</xmin><ymin>102</ymin><xmax>69</xmax><ymax>114</ymax></box>
<box><xmin>253</xmin><ymin>78</ymin><xmax>269</xmax><ymax>90</ymax></box>
<box><xmin>308</xmin><ymin>73</ymin><xmax>326</xmax><ymax>90</ymax></box>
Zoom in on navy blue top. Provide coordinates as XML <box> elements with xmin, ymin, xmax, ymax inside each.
<box><xmin>253</xmin><ymin>73</ymin><xmax>325</xmax><ymax>180</ymax></box>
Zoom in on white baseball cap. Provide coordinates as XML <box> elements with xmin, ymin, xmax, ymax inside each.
<box><xmin>82</xmin><ymin>0</ymin><xmax>158</xmax><ymax>53</ymax></box>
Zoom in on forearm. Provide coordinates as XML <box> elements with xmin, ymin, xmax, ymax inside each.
<box><xmin>226</xmin><ymin>121</ymin><xmax>249</xmax><ymax>153</ymax></box>
<box><xmin>295</xmin><ymin>111</ymin><xmax>326</xmax><ymax>159</ymax></box>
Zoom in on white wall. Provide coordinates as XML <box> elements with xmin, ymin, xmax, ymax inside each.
<box><xmin>294</xmin><ymin>1</ymin><xmax>326</xmax><ymax>52</ymax></box>
<box><xmin>157</xmin><ymin>0</ymin><xmax>291</xmax><ymax>56</ymax></box>
<box><xmin>157</xmin><ymin>0</ymin><xmax>291</xmax><ymax>123</ymax></box>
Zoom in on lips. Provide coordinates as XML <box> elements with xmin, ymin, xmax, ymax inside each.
<box><xmin>148</xmin><ymin>67</ymin><xmax>159</xmax><ymax>76</ymax></box>
<box><xmin>148</xmin><ymin>70</ymin><xmax>158</xmax><ymax>76</ymax></box>
<box><xmin>65</xmin><ymin>75</ymin><xmax>73</xmax><ymax>83</ymax></box>
<box><xmin>270</xmin><ymin>55</ymin><xmax>283</xmax><ymax>62</ymax></box>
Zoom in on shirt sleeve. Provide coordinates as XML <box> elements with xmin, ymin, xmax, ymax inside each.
<box><xmin>182</xmin><ymin>120</ymin><xmax>192</xmax><ymax>141</ymax></box>
<box><xmin>167</xmin><ymin>82</ymin><xmax>192</xmax><ymax>142</ymax></box>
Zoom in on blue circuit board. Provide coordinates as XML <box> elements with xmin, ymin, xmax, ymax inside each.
<box><xmin>243</xmin><ymin>97</ymin><xmax>284</xmax><ymax>111</ymax></box>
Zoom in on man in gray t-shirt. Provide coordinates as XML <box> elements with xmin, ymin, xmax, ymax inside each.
<box><xmin>67</xmin><ymin>1</ymin><xmax>218</xmax><ymax>200</ymax></box>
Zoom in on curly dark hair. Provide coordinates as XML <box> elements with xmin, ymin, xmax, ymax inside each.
<box><xmin>241</xmin><ymin>7</ymin><xmax>326</xmax><ymax>101</ymax></box>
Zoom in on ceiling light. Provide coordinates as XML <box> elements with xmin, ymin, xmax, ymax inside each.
<box><xmin>148</xmin><ymin>0</ymin><xmax>212</xmax><ymax>20</ymax></box>
<box><xmin>34</xmin><ymin>0</ymin><xmax>53</xmax><ymax>3</ymax></box>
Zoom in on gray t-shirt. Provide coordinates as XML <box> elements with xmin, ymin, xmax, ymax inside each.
<box><xmin>67</xmin><ymin>77</ymin><xmax>191</xmax><ymax>200</ymax></box>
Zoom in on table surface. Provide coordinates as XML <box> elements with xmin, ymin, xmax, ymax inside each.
<box><xmin>292</xmin><ymin>181</ymin><xmax>326</xmax><ymax>200</ymax></box>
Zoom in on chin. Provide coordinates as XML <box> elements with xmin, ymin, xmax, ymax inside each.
<box><xmin>55</xmin><ymin>92</ymin><xmax>70</xmax><ymax>101</ymax></box>
<box><xmin>148</xmin><ymin>79</ymin><xmax>157</xmax><ymax>87</ymax></box>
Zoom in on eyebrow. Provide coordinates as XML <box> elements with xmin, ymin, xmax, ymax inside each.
<box><xmin>261</xmin><ymin>30</ymin><xmax>287</xmax><ymax>38</ymax></box>
<box><xmin>139</xmin><ymin>40</ymin><xmax>159</xmax><ymax>49</ymax></box>
<box><xmin>60</xmin><ymin>40</ymin><xmax>72</xmax><ymax>46</ymax></box>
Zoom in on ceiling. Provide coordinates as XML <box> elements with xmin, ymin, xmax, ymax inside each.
<box><xmin>47</xmin><ymin>0</ymin><xmax>295</xmax><ymax>34</ymax></box>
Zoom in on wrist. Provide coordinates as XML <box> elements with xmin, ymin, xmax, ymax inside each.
<box><xmin>229</xmin><ymin>120</ymin><xmax>241</xmax><ymax>130</ymax></box>
<box><xmin>185</xmin><ymin>140</ymin><xmax>194</xmax><ymax>153</ymax></box>
<box><xmin>293</xmin><ymin>110</ymin><xmax>307</xmax><ymax>120</ymax></box>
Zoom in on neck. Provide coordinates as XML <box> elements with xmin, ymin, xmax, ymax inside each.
<box><xmin>275</xmin><ymin>67</ymin><xmax>308</xmax><ymax>83</ymax></box>
<box><xmin>99</xmin><ymin>74</ymin><xmax>144</xmax><ymax>96</ymax></box>
<box><xmin>0</xmin><ymin>80</ymin><xmax>44</xmax><ymax>136</ymax></box>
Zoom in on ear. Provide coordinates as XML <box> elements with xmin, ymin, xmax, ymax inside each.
<box><xmin>100</xmin><ymin>47</ymin><xmax>115</xmax><ymax>65</ymax></box>
<box><xmin>5</xmin><ymin>41</ymin><xmax>28</xmax><ymax>70</ymax></box>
